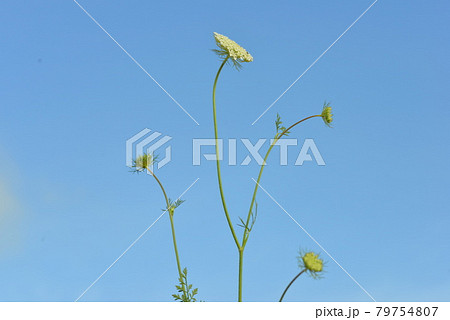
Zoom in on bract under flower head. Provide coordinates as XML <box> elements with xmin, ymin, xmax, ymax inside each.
<box><xmin>213</xmin><ymin>32</ymin><xmax>253</xmax><ymax>65</ymax></box>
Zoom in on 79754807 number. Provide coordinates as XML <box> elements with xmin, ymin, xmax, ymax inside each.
<box><xmin>376</xmin><ymin>307</ymin><xmax>438</xmax><ymax>317</ymax></box>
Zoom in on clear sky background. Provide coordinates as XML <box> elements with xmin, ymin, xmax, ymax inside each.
<box><xmin>1</xmin><ymin>0</ymin><xmax>449</xmax><ymax>302</ymax></box>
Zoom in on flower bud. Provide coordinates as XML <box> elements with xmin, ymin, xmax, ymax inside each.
<box><xmin>321</xmin><ymin>102</ymin><xmax>333</xmax><ymax>127</ymax></box>
<box><xmin>302</xmin><ymin>252</ymin><xmax>324</xmax><ymax>273</ymax></box>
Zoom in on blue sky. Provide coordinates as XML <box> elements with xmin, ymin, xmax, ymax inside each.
<box><xmin>1</xmin><ymin>0</ymin><xmax>449</xmax><ymax>302</ymax></box>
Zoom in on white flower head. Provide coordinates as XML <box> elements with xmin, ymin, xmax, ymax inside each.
<box><xmin>213</xmin><ymin>32</ymin><xmax>253</xmax><ymax>69</ymax></box>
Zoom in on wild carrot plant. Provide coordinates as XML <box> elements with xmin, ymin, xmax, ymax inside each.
<box><xmin>130</xmin><ymin>154</ymin><xmax>199</xmax><ymax>302</ymax></box>
<box><xmin>211</xmin><ymin>32</ymin><xmax>333</xmax><ymax>301</ymax></box>
<box><xmin>128</xmin><ymin>32</ymin><xmax>333</xmax><ymax>302</ymax></box>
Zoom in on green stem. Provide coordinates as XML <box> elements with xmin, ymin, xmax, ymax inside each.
<box><xmin>212</xmin><ymin>57</ymin><xmax>241</xmax><ymax>251</ymax></box>
<box><xmin>148</xmin><ymin>169</ymin><xmax>185</xmax><ymax>292</ymax></box>
<box><xmin>241</xmin><ymin>142</ymin><xmax>275</xmax><ymax>247</ymax></box>
<box><xmin>169</xmin><ymin>212</ymin><xmax>183</xmax><ymax>279</ymax></box>
<box><xmin>213</xmin><ymin>57</ymin><xmax>245</xmax><ymax>302</ymax></box>
<box><xmin>149</xmin><ymin>169</ymin><xmax>170</xmax><ymax>207</ymax></box>
<box><xmin>238</xmin><ymin>249</ymin><xmax>244</xmax><ymax>302</ymax></box>
<box><xmin>279</xmin><ymin>269</ymin><xmax>307</xmax><ymax>302</ymax></box>
<box><xmin>242</xmin><ymin>114</ymin><xmax>321</xmax><ymax>248</ymax></box>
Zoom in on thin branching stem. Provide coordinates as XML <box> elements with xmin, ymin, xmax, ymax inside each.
<box><xmin>148</xmin><ymin>168</ymin><xmax>185</xmax><ymax>292</ymax></box>
<box><xmin>148</xmin><ymin>169</ymin><xmax>170</xmax><ymax>208</ymax></box>
<box><xmin>212</xmin><ymin>54</ymin><xmax>321</xmax><ymax>301</ymax></box>
<box><xmin>242</xmin><ymin>114</ymin><xmax>321</xmax><ymax>248</ymax></box>
<box><xmin>236</xmin><ymin>115</ymin><xmax>320</xmax><ymax>301</ymax></box>
<box><xmin>279</xmin><ymin>269</ymin><xmax>307</xmax><ymax>302</ymax></box>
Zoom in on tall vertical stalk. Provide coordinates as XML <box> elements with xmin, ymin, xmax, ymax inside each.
<box><xmin>212</xmin><ymin>57</ymin><xmax>241</xmax><ymax>251</ymax></box>
<box><xmin>212</xmin><ymin>57</ymin><xmax>245</xmax><ymax>301</ymax></box>
<box><xmin>238</xmin><ymin>249</ymin><xmax>244</xmax><ymax>301</ymax></box>
<box><xmin>212</xmin><ymin>56</ymin><xmax>322</xmax><ymax>301</ymax></box>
